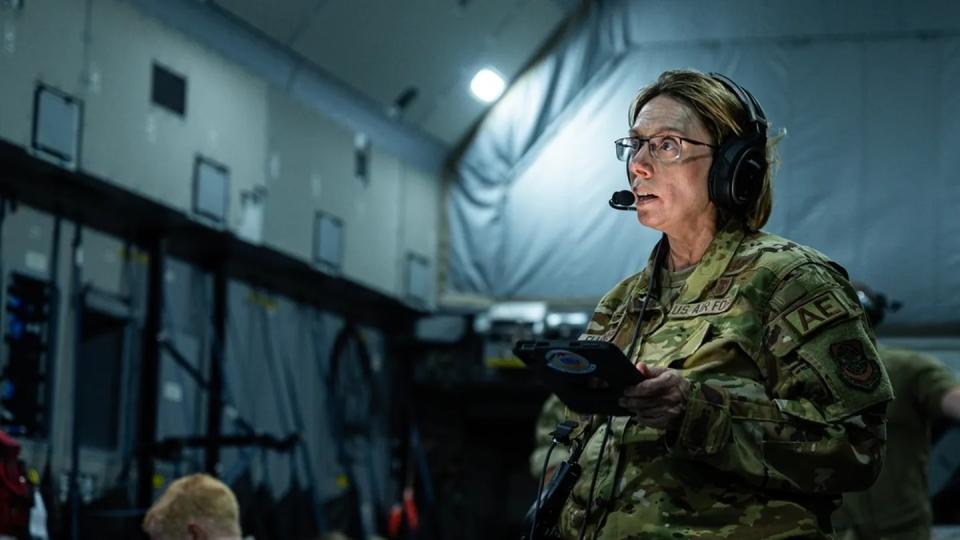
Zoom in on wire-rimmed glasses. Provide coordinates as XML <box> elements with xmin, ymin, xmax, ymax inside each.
<box><xmin>614</xmin><ymin>135</ymin><xmax>717</xmax><ymax>162</ymax></box>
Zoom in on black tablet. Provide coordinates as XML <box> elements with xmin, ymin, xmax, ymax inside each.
<box><xmin>514</xmin><ymin>340</ymin><xmax>643</xmax><ymax>416</ymax></box>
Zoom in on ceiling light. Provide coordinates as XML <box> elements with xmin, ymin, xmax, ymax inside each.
<box><xmin>470</xmin><ymin>68</ymin><xmax>505</xmax><ymax>103</ymax></box>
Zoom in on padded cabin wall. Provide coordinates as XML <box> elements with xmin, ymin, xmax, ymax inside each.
<box><xmin>79</xmin><ymin>0</ymin><xmax>268</xmax><ymax>226</ymax></box>
<box><xmin>444</xmin><ymin>0</ymin><xmax>960</xmax><ymax>329</ymax></box>
<box><xmin>0</xmin><ymin>0</ymin><xmax>267</xmax><ymax>219</ymax></box>
<box><xmin>264</xmin><ymin>88</ymin><xmax>440</xmax><ymax>305</ymax></box>
<box><xmin>399</xmin><ymin>164</ymin><xmax>440</xmax><ymax>305</ymax></box>
<box><xmin>0</xmin><ymin>1</ymin><xmax>439</xmax><ymax>515</ymax></box>
<box><xmin>0</xmin><ymin>0</ymin><xmax>87</xmax><ymax>146</ymax></box>
<box><xmin>1</xmin><ymin>0</ymin><xmax>442</xmax><ymax>307</ymax></box>
<box><xmin>154</xmin><ymin>257</ymin><xmax>209</xmax><ymax>475</ymax></box>
<box><xmin>216</xmin><ymin>281</ymin><xmax>396</xmax><ymax>510</ymax></box>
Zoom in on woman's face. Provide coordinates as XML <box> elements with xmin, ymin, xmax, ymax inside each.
<box><xmin>628</xmin><ymin>95</ymin><xmax>717</xmax><ymax>237</ymax></box>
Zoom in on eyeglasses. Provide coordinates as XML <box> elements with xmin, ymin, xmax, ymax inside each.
<box><xmin>614</xmin><ymin>135</ymin><xmax>717</xmax><ymax>162</ymax></box>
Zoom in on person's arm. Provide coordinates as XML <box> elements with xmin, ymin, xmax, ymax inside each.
<box><xmin>662</xmin><ymin>263</ymin><xmax>893</xmax><ymax>494</ymax></box>
<box><xmin>909</xmin><ymin>350</ymin><xmax>960</xmax><ymax>421</ymax></box>
<box><xmin>942</xmin><ymin>387</ymin><xmax>960</xmax><ymax>421</ymax></box>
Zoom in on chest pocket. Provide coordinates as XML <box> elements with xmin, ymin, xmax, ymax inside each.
<box><xmin>639</xmin><ymin>317</ymin><xmax>711</xmax><ymax>368</ymax></box>
<box><xmin>645</xmin><ymin>282</ymin><xmax>737</xmax><ymax>363</ymax></box>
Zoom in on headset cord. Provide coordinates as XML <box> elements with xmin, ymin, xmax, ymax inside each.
<box><xmin>604</xmin><ymin>418</ymin><xmax>635</xmax><ymax>511</ymax></box>
<box><xmin>576</xmin><ymin>237</ymin><xmax>666</xmax><ymax>539</ymax></box>
<box><xmin>577</xmin><ymin>416</ymin><xmax>613</xmax><ymax>540</ymax></box>
<box><xmin>530</xmin><ymin>440</ymin><xmax>559</xmax><ymax>540</ymax></box>
<box><xmin>625</xmin><ymin>235</ymin><xmax>666</xmax><ymax>364</ymax></box>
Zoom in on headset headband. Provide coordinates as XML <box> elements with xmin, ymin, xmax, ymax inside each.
<box><xmin>708</xmin><ymin>72</ymin><xmax>768</xmax><ymax>137</ymax></box>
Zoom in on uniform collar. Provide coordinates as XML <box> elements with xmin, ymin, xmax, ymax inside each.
<box><xmin>639</xmin><ymin>221</ymin><xmax>747</xmax><ymax>304</ymax></box>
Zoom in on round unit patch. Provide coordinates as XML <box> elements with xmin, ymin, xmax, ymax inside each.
<box><xmin>545</xmin><ymin>350</ymin><xmax>597</xmax><ymax>375</ymax></box>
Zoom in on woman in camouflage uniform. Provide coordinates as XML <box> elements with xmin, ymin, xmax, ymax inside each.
<box><xmin>551</xmin><ymin>69</ymin><xmax>894</xmax><ymax>539</ymax></box>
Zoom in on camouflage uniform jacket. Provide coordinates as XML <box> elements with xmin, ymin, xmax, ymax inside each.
<box><xmin>557</xmin><ymin>223</ymin><xmax>894</xmax><ymax>540</ymax></box>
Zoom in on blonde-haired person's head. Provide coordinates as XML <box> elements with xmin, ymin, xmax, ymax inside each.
<box><xmin>628</xmin><ymin>69</ymin><xmax>781</xmax><ymax>231</ymax></box>
<box><xmin>142</xmin><ymin>473</ymin><xmax>242</xmax><ymax>540</ymax></box>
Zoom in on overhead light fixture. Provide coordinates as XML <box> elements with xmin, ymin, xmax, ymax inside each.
<box><xmin>470</xmin><ymin>68</ymin><xmax>505</xmax><ymax>103</ymax></box>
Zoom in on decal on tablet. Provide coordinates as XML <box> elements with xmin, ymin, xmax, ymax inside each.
<box><xmin>545</xmin><ymin>350</ymin><xmax>597</xmax><ymax>374</ymax></box>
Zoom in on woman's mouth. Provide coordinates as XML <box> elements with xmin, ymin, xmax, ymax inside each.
<box><xmin>635</xmin><ymin>193</ymin><xmax>658</xmax><ymax>206</ymax></box>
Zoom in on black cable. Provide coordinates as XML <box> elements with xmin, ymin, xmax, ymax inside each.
<box><xmin>604</xmin><ymin>418</ymin><xmax>635</xmax><ymax>511</ymax></box>
<box><xmin>575</xmin><ymin>237</ymin><xmax>667</xmax><ymax>539</ymax></box>
<box><xmin>67</xmin><ymin>224</ymin><xmax>84</xmax><ymax>540</ymax></box>
<box><xmin>530</xmin><ymin>440</ymin><xmax>558</xmax><ymax>540</ymax></box>
<box><xmin>577</xmin><ymin>416</ymin><xmax>612</xmax><ymax>540</ymax></box>
<box><xmin>624</xmin><ymin>236</ymin><xmax>667</xmax><ymax>364</ymax></box>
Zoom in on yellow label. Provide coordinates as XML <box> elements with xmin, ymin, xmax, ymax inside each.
<box><xmin>336</xmin><ymin>473</ymin><xmax>350</xmax><ymax>489</ymax></box>
<box><xmin>152</xmin><ymin>473</ymin><xmax>165</xmax><ymax>489</ymax></box>
<box><xmin>246</xmin><ymin>290</ymin><xmax>278</xmax><ymax>311</ymax></box>
<box><xmin>485</xmin><ymin>356</ymin><xmax>526</xmax><ymax>369</ymax></box>
<box><xmin>784</xmin><ymin>291</ymin><xmax>846</xmax><ymax>336</ymax></box>
<box><xmin>119</xmin><ymin>246</ymin><xmax>150</xmax><ymax>265</ymax></box>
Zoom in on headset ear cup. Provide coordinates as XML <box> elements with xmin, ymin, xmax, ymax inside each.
<box><xmin>707</xmin><ymin>73</ymin><xmax>769</xmax><ymax>218</ymax></box>
<box><xmin>708</xmin><ymin>139</ymin><xmax>738</xmax><ymax>212</ymax></box>
<box><xmin>708</xmin><ymin>135</ymin><xmax>765</xmax><ymax>214</ymax></box>
<box><xmin>730</xmin><ymin>145</ymin><xmax>764</xmax><ymax>207</ymax></box>
<box><xmin>707</xmin><ymin>152</ymin><xmax>726</xmax><ymax>210</ymax></box>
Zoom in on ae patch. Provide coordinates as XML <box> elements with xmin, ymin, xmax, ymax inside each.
<box><xmin>784</xmin><ymin>291</ymin><xmax>847</xmax><ymax>336</ymax></box>
<box><xmin>830</xmin><ymin>339</ymin><xmax>881</xmax><ymax>391</ymax></box>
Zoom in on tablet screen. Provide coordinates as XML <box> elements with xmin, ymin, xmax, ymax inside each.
<box><xmin>514</xmin><ymin>340</ymin><xmax>643</xmax><ymax>416</ymax></box>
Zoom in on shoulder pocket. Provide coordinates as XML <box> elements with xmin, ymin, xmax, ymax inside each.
<box><xmin>789</xmin><ymin>321</ymin><xmax>892</xmax><ymax>422</ymax></box>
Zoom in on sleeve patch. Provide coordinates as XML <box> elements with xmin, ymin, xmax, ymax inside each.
<box><xmin>790</xmin><ymin>320</ymin><xmax>892</xmax><ymax>422</ymax></box>
<box><xmin>783</xmin><ymin>290</ymin><xmax>846</xmax><ymax>336</ymax></box>
<box><xmin>830</xmin><ymin>339</ymin><xmax>882</xmax><ymax>391</ymax></box>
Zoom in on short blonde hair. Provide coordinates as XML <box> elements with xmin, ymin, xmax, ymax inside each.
<box><xmin>628</xmin><ymin>69</ymin><xmax>781</xmax><ymax>231</ymax></box>
<box><xmin>143</xmin><ymin>473</ymin><xmax>241</xmax><ymax>539</ymax></box>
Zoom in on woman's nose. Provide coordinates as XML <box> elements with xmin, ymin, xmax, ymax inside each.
<box><xmin>629</xmin><ymin>149</ymin><xmax>654</xmax><ymax>183</ymax></box>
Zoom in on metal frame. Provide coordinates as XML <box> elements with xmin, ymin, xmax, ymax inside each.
<box><xmin>31</xmin><ymin>83</ymin><xmax>83</xmax><ymax>167</ymax></box>
<box><xmin>404</xmin><ymin>251</ymin><xmax>430</xmax><ymax>307</ymax></box>
<box><xmin>313</xmin><ymin>210</ymin><xmax>345</xmax><ymax>273</ymax></box>
<box><xmin>205</xmin><ymin>262</ymin><xmax>226</xmax><ymax>474</ymax></box>
<box><xmin>136</xmin><ymin>235</ymin><xmax>165</xmax><ymax>510</ymax></box>
<box><xmin>192</xmin><ymin>155</ymin><xmax>230</xmax><ymax>225</ymax></box>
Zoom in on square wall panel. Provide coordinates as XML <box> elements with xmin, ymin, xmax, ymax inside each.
<box><xmin>193</xmin><ymin>155</ymin><xmax>230</xmax><ymax>224</ymax></box>
<box><xmin>405</xmin><ymin>252</ymin><xmax>430</xmax><ymax>307</ymax></box>
<box><xmin>32</xmin><ymin>84</ymin><xmax>82</xmax><ymax>168</ymax></box>
<box><xmin>313</xmin><ymin>211</ymin><xmax>343</xmax><ymax>273</ymax></box>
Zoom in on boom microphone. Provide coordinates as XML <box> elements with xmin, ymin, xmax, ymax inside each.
<box><xmin>608</xmin><ymin>190</ymin><xmax>636</xmax><ymax>211</ymax></box>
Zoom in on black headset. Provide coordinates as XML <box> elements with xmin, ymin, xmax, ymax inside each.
<box><xmin>706</xmin><ymin>73</ymin><xmax>769</xmax><ymax>215</ymax></box>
